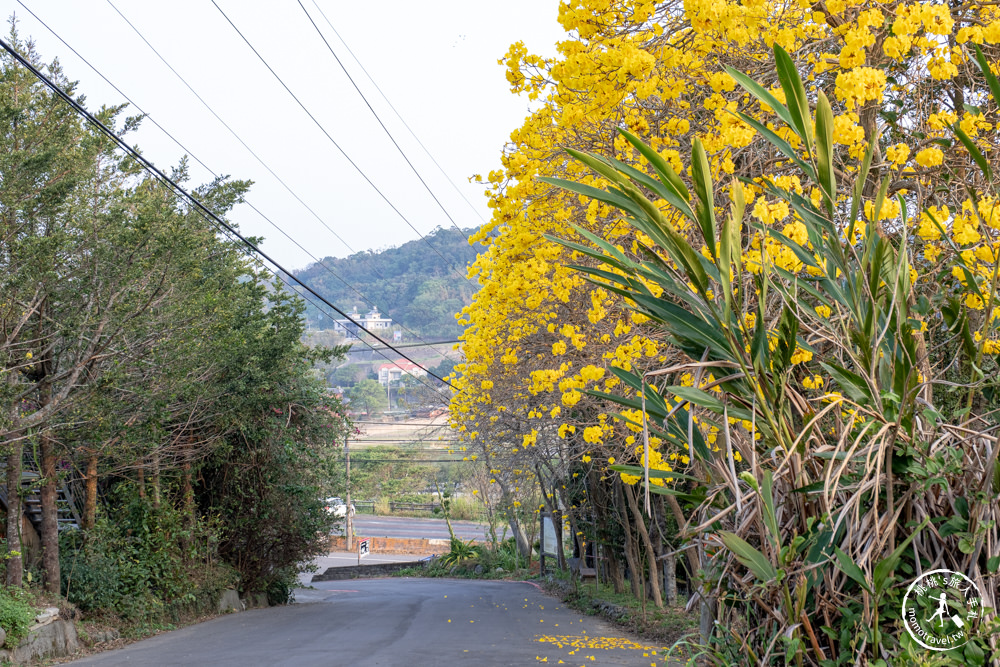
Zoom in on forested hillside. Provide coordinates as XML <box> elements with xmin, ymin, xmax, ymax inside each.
<box><xmin>293</xmin><ymin>226</ymin><xmax>480</xmax><ymax>338</ymax></box>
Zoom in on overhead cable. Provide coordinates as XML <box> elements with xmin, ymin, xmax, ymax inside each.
<box><xmin>0</xmin><ymin>37</ymin><xmax>455</xmax><ymax>389</ymax></box>
<box><xmin>297</xmin><ymin>0</ymin><xmax>473</xmax><ymax>243</ymax></box>
<box><xmin>209</xmin><ymin>0</ymin><xmax>472</xmax><ymax>281</ymax></box>
<box><xmin>95</xmin><ymin>1</ymin><xmax>459</xmax><ymax>366</ymax></box>
<box><xmin>17</xmin><ymin>0</ymin><xmax>451</xmax><ymax>370</ymax></box>
<box><xmin>308</xmin><ymin>0</ymin><xmax>488</xmax><ymax>230</ymax></box>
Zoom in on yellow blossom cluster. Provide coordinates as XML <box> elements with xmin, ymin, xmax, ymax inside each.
<box><xmin>451</xmin><ymin>0</ymin><xmax>1000</xmax><ymax>491</ymax></box>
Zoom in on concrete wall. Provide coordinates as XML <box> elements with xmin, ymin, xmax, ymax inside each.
<box><xmin>312</xmin><ymin>560</ymin><xmax>428</xmax><ymax>582</ymax></box>
<box><xmin>329</xmin><ymin>535</ymin><xmax>462</xmax><ymax>555</ymax></box>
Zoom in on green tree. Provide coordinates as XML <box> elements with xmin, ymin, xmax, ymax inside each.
<box><xmin>327</xmin><ymin>363</ymin><xmax>367</xmax><ymax>388</ymax></box>
<box><xmin>0</xmin><ymin>21</ymin><xmax>352</xmax><ymax>614</ymax></box>
<box><xmin>396</xmin><ymin>373</ymin><xmax>446</xmax><ymax>410</ymax></box>
<box><xmin>347</xmin><ymin>379</ymin><xmax>387</xmax><ymax>415</ymax></box>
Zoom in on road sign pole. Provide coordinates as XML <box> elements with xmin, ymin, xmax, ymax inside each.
<box><xmin>345</xmin><ymin>436</ymin><xmax>352</xmax><ymax>552</ymax></box>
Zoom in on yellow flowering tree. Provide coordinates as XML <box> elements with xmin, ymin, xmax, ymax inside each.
<box><xmin>542</xmin><ymin>40</ymin><xmax>1000</xmax><ymax>662</ymax></box>
<box><xmin>454</xmin><ymin>0</ymin><xmax>1000</xmax><ymax>647</ymax></box>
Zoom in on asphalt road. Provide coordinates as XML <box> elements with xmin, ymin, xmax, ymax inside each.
<box><xmin>351</xmin><ymin>515</ymin><xmax>489</xmax><ymax>541</ymax></box>
<box><xmin>68</xmin><ymin>579</ymin><xmax>672</xmax><ymax>666</ymax></box>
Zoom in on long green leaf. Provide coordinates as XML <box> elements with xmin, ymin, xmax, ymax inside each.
<box><xmin>834</xmin><ymin>546</ymin><xmax>872</xmax><ymax>594</ymax></box>
<box><xmin>726</xmin><ymin>66</ymin><xmax>796</xmax><ymax>130</ymax></box>
<box><xmin>719</xmin><ymin>531</ymin><xmax>778</xmax><ymax>582</ymax></box>
<box><xmin>564</xmin><ymin>147</ymin><xmax>626</xmax><ymax>186</ymax></box>
<box><xmin>773</xmin><ymin>45</ymin><xmax>813</xmax><ymax>156</ymax></box>
<box><xmin>819</xmin><ymin>361</ymin><xmax>874</xmax><ymax>405</ymax></box>
<box><xmin>691</xmin><ymin>137</ymin><xmax>718</xmax><ymax>260</ymax></box>
<box><xmin>618</xmin><ymin>128</ymin><xmax>693</xmax><ymax>208</ymax></box>
<box><xmin>872</xmin><ymin>517</ymin><xmax>929</xmax><ymax>595</ymax></box>
<box><xmin>952</xmin><ymin>122</ymin><xmax>992</xmax><ymax>181</ymax></box>
<box><xmin>537</xmin><ymin>176</ymin><xmax>645</xmax><ymax>221</ymax></box>
<box><xmin>668</xmin><ymin>386</ymin><xmax>725</xmax><ymax>413</ymax></box>
<box><xmin>814</xmin><ymin>91</ymin><xmax>836</xmax><ymax>214</ymax></box>
<box><xmin>972</xmin><ymin>45</ymin><xmax>1000</xmax><ymax>107</ymax></box>
<box><xmin>760</xmin><ymin>470</ymin><xmax>780</xmax><ymax>550</ymax></box>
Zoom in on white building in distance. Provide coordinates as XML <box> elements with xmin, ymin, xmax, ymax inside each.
<box><xmin>332</xmin><ymin>306</ymin><xmax>392</xmax><ymax>338</ymax></box>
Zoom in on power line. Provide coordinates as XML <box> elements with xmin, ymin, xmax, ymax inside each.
<box><xmin>89</xmin><ymin>0</ymin><xmax>457</xmax><ymax>367</ymax></box>
<box><xmin>350</xmin><ymin>439</ymin><xmax>460</xmax><ymax>443</ymax></box>
<box><xmin>296</xmin><ymin>0</ymin><xmax>472</xmax><ymax>243</ymax></box>
<box><xmin>209</xmin><ymin>1</ymin><xmax>472</xmax><ymax>283</ymax></box>
<box><xmin>308</xmin><ymin>0</ymin><xmax>488</xmax><ymax>230</ymax></box>
<box><xmin>368</xmin><ymin>339</ymin><xmax>459</xmax><ymax>349</ymax></box>
<box><xmin>346</xmin><ymin>459</ymin><xmax>470</xmax><ymax>464</ymax></box>
<box><xmin>350</xmin><ymin>421</ymin><xmax>449</xmax><ymax>425</ymax></box>
<box><xmin>0</xmin><ymin>36</ymin><xmax>456</xmax><ymax>389</ymax></box>
<box><xmin>5</xmin><ymin>17</ymin><xmax>456</xmax><ymax>402</ymax></box>
<box><xmin>103</xmin><ymin>0</ymin><xmax>358</xmax><ymax>258</ymax></box>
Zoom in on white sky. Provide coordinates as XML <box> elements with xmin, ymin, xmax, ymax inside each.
<box><xmin>6</xmin><ymin>1</ymin><xmax>565</xmax><ymax>271</ymax></box>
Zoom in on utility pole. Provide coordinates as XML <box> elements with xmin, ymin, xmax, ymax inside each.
<box><xmin>345</xmin><ymin>435</ymin><xmax>353</xmax><ymax>551</ymax></box>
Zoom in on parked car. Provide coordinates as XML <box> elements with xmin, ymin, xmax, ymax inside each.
<box><xmin>324</xmin><ymin>497</ymin><xmax>354</xmax><ymax>518</ymax></box>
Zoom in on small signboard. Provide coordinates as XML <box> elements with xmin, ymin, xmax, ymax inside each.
<box><xmin>359</xmin><ymin>538</ymin><xmax>370</xmax><ymax>558</ymax></box>
<box><xmin>541</xmin><ymin>514</ymin><xmax>558</xmax><ymax>557</ymax></box>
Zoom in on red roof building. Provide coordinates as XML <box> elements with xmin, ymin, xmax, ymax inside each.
<box><xmin>376</xmin><ymin>360</ymin><xmax>427</xmax><ymax>386</ymax></box>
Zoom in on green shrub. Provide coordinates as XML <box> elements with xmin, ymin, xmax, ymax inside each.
<box><xmin>439</xmin><ymin>537</ymin><xmax>482</xmax><ymax>567</ymax></box>
<box><xmin>442</xmin><ymin>496</ymin><xmax>482</xmax><ymax>522</ymax></box>
<box><xmin>0</xmin><ymin>588</ymin><xmax>37</xmax><ymax>647</ymax></box>
<box><xmin>60</xmin><ymin>490</ymin><xmax>236</xmax><ymax>621</ymax></box>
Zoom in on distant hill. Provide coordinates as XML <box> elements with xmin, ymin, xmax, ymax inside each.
<box><xmin>290</xmin><ymin>226</ymin><xmax>480</xmax><ymax>338</ymax></box>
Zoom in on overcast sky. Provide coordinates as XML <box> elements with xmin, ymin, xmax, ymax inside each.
<box><xmin>5</xmin><ymin>1</ymin><xmax>565</xmax><ymax>272</ymax></box>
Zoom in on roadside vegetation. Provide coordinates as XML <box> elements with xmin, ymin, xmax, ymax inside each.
<box><xmin>0</xmin><ymin>26</ymin><xmax>350</xmax><ymax>647</ymax></box>
<box><xmin>449</xmin><ymin>2</ymin><xmax>1000</xmax><ymax>664</ymax></box>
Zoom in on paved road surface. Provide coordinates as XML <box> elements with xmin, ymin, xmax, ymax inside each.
<box><xmin>69</xmin><ymin>579</ymin><xmax>672</xmax><ymax>666</ymax></box>
<box><xmin>351</xmin><ymin>515</ymin><xmax>489</xmax><ymax>541</ymax></box>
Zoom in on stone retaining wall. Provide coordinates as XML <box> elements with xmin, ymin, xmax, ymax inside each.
<box><xmin>0</xmin><ymin>618</ymin><xmax>78</xmax><ymax>664</ymax></box>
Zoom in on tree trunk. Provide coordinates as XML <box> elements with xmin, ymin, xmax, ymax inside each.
<box><xmin>137</xmin><ymin>464</ymin><xmax>145</xmax><ymax>500</ymax></box>
<box><xmin>614</xmin><ymin>480</ymin><xmax>642</xmax><ymax>599</ymax></box>
<box><xmin>508</xmin><ymin>514</ymin><xmax>531</xmax><ymax>561</ymax></box>
<box><xmin>663</xmin><ymin>492</ymin><xmax>714</xmax><ymax>639</ymax></box>
<box><xmin>625</xmin><ymin>483</ymin><xmax>663</xmax><ymax>608</ymax></box>
<box><xmin>40</xmin><ymin>430</ymin><xmax>60</xmax><ymax>594</ymax></box>
<box><xmin>700</xmin><ymin>597</ymin><xmax>716</xmax><ymax>645</ymax></box>
<box><xmin>663</xmin><ymin>552</ymin><xmax>678</xmax><ymax>606</ymax></box>
<box><xmin>554</xmin><ymin>510</ymin><xmax>566</xmax><ymax>570</ymax></box>
<box><xmin>606</xmin><ymin>545</ymin><xmax>625</xmax><ymax>594</ymax></box>
<box><xmin>84</xmin><ymin>451</ymin><xmax>98</xmax><ymax>530</ymax></box>
<box><xmin>5</xmin><ymin>445</ymin><xmax>23</xmax><ymax>587</ymax></box>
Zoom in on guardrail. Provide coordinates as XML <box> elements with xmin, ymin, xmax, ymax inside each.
<box><xmin>354</xmin><ymin>500</ymin><xmax>376</xmax><ymax>514</ymax></box>
<box><xmin>388</xmin><ymin>501</ymin><xmax>441</xmax><ymax>513</ymax></box>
